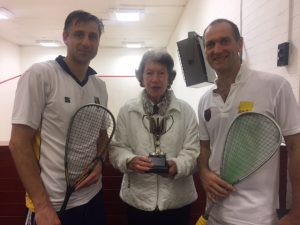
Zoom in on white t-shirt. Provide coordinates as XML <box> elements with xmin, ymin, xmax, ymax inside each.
<box><xmin>12</xmin><ymin>56</ymin><xmax>108</xmax><ymax>211</ymax></box>
<box><xmin>198</xmin><ymin>64</ymin><xmax>300</xmax><ymax>225</ymax></box>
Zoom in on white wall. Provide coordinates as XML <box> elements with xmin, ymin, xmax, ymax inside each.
<box><xmin>0</xmin><ymin>39</ymin><xmax>21</xmax><ymax>77</ymax></box>
<box><xmin>20</xmin><ymin>46</ymin><xmax>66</xmax><ymax>72</ymax></box>
<box><xmin>241</xmin><ymin>0</ymin><xmax>300</xmax><ymax>101</ymax></box>
<box><xmin>0</xmin><ymin>38</ymin><xmax>21</xmax><ymax>144</ymax></box>
<box><xmin>92</xmin><ymin>48</ymin><xmax>145</xmax><ymax>117</ymax></box>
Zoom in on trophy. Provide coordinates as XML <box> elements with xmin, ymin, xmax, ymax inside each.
<box><xmin>143</xmin><ymin>114</ymin><xmax>174</xmax><ymax>173</ymax></box>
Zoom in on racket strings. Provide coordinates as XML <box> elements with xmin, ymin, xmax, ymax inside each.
<box><xmin>66</xmin><ymin>105</ymin><xmax>113</xmax><ymax>185</ymax></box>
<box><xmin>221</xmin><ymin>113</ymin><xmax>282</xmax><ymax>184</ymax></box>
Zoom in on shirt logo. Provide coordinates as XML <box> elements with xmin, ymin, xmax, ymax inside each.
<box><xmin>94</xmin><ymin>97</ymin><xmax>100</xmax><ymax>104</ymax></box>
<box><xmin>64</xmin><ymin>97</ymin><xmax>71</xmax><ymax>103</ymax></box>
<box><xmin>204</xmin><ymin>108</ymin><xmax>211</xmax><ymax>122</ymax></box>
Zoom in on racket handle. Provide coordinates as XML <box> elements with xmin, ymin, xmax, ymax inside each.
<box><xmin>99</xmin><ymin>155</ymin><xmax>105</xmax><ymax>164</ymax></box>
<box><xmin>195</xmin><ymin>216</ymin><xmax>207</xmax><ymax>225</ymax></box>
<box><xmin>59</xmin><ymin>187</ymin><xmax>74</xmax><ymax>214</ymax></box>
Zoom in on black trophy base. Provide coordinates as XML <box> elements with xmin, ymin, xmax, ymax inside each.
<box><xmin>147</xmin><ymin>154</ymin><xmax>169</xmax><ymax>174</ymax></box>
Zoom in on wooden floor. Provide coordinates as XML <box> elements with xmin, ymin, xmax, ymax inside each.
<box><xmin>0</xmin><ymin>146</ymin><xmax>206</xmax><ymax>225</ymax></box>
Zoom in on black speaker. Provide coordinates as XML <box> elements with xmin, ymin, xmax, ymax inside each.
<box><xmin>277</xmin><ymin>42</ymin><xmax>289</xmax><ymax>67</ymax></box>
<box><xmin>177</xmin><ymin>32</ymin><xmax>215</xmax><ymax>87</ymax></box>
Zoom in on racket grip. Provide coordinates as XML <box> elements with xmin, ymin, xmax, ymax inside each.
<box><xmin>99</xmin><ymin>155</ymin><xmax>105</xmax><ymax>164</ymax></box>
<box><xmin>195</xmin><ymin>216</ymin><xmax>207</xmax><ymax>225</ymax></box>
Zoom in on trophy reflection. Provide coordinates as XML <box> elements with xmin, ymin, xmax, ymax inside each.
<box><xmin>143</xmin><ymin>115</ymin><xmax>174</xmax><ymax>173</ymax></box>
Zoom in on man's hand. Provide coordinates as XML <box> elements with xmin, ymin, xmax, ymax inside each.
<box><xmin>200</xmin><ymin>168</ymin><xmax>235</xmax><ymax>202</ymax></box>
<box><xmin>75</xmin><ymin>162</ymin><xmax>103</xmax><ymax>191</ymax></box>
<box><xmin>277</xmin><ymin>211</ymin><xmax>300</xmax><ymax>225</ymax></box>
<box><xmin>35</xmin><ymin>203</ymin><xmax>61</xmax><ymax>225</ymax></box>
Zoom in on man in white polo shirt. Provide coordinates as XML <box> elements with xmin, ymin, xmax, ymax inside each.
<box><xmin>9</xmin><ymin>10</ymin><xmax>107</xmax><ymax>225</ymax></box>
<box><xmin>197</xmin><ymin>18</ymin><xmax>300</xmax><ymax>225</ymax></box>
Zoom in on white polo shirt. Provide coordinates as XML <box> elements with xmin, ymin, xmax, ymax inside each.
<box><xmin>198</xmin><ymin>64</ymin><xmax>300</xmax><ymax>225</ymax></box>
<box><xmin>12</xmin><ymin>56</ymin><xmax>108</xmax><ymax>211</ymax></box>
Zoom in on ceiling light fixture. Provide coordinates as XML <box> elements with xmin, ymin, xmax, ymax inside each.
<box><xmin>115</xmin><ymin>9</ymin><xmax>143</xmax><ymax>22</ymax></box>
<box><xmin>36</xmin><ymin>40</ymin><xmax>61</xmax><ymax>47</ymax></box>
<box><xmin>0</xmin><ymin>7</ymin><xmax>14</xmax><ymax>20</ymax></box>
<box><xmin>124</xmin><ymin>42</ymin><xmax>144</xmax><ymax>49</ymax></box>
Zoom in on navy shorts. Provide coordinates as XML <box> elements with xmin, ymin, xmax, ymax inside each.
<box><xmin>25</xmin><ymin>190</ymin><xmax>106</xmax><ymax>225</ymax></box>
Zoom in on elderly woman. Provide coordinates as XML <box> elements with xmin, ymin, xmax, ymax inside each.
<box><xmin>109</xmin><ymin>49</ymin><xmax>200</xmax><ymax>225</ymax></box>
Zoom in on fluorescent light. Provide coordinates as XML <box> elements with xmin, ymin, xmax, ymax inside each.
<box><xmin>115</xmin><ymin>9</ymin><xmax>143</xmax><ymax>22</ymax></box>
<box><xmin>0</xmin><ymin>7</ymin><xmax>14</xmax><ymax>19</ymax></box>
<box><xmin>37</xmin><ymin>40</ymin><xmax>61</xmax><ymax>47</ymax></box>
<box><xmin>124</xmin><ymin>42</ymin><xmax>144</xmax><ymax>49</ymax></box>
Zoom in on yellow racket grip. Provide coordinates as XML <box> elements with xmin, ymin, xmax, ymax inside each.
<box><xmin>195</xmin><ymin>216</ymin><xmax>207</xmax><ymax>225</ymax></box>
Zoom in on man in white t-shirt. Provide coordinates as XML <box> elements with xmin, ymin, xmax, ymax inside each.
<box><xmin>9</xmin><ymin>10</ymin><xmax>107</xmax><ymax>225</ymax></box>
<box><xmin>197</xmin><ymin>18</ymin><xmax>300</xmax><ymax>225</ymax></box>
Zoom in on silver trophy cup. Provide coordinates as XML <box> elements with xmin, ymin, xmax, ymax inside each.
<box><xmin>142</xmin><ymin>114</ymin><xmax>174</xmax><ymax>173</ymax></box>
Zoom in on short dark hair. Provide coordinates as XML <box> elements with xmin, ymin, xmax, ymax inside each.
<box><xmin>64</xmin><ymin>10</ymin><xmax>104</xmax><ymax>35</ymax></box>
<box><xmin>135</xmin><ymin>49</ymin><xmax>176</xmax><ymax>88</ymax></box>
<box><xmin>203</xmin><ymin>18</ymin><xmax>241</xmax><ymax>41</ymax></box>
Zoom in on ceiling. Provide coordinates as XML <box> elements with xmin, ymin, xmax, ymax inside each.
<box><xmin>0</xmin><ymin>0</ymin><xmax>189</xmax><ymax>49</ymax></box>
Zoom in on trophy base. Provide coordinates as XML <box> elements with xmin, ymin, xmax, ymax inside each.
<box><xmin>147</xmin><ymin>154</ymin><xmax>169</xmax><ymax>174</ymax></box>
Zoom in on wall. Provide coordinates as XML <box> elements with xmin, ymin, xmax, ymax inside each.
<box><xmin>0</xmin><ymin>38</ymin><xmax>20</xmax><ymax>77</ymax></box>
<box><xmin>90</xmin><ymin>48</ymin><xmax>145</xmax><ymax>117</ymax></box>
<box><xmin>0</xmin><ymin>146</ymin><xmax>25</xmax><ymax>225</ymax></box>
<box><xmin>0</xmin><ymin>38</ymin><xmax>21</xmax><ymax>144</ymax></box>
<box><xmin>241</xmin><ymin>0</ymin><xmax>300</xmax><ymax>101</ymax></box>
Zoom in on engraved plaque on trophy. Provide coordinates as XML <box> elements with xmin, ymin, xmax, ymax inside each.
<box><xmin>143</xmin><ymin>115</ymin><xmax>174</xmax><ymax>173</ymax></box>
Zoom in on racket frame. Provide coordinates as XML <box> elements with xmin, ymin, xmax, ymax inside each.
<box><xmin>59</xmin><ymin>104</ymin><xmax>115</xmax><ymax>214</ymax></box>
<box><xmin>197</xmin><ymin>112</ymin><xmax>282</xmax><ymax>224</ymax></box>
<box><xmin>221</xmin><ymin>112</ymin><xmax>282</xmax><ymax>184</ymax></box>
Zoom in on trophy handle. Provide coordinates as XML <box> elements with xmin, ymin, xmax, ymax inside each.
<box><xmin>142</xmin><ymin>114</ymin><xmax>174</xmax><ymax>135</ymax></box>
<box><xmin>142</xmin><ymin>115</ymin><xmax>152</xmax><ymax>133</ymax></box>
<box><xmin>163</xmin><ymin>115</ymin><xmax>174</xmax><ymax>134</ymax></box>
